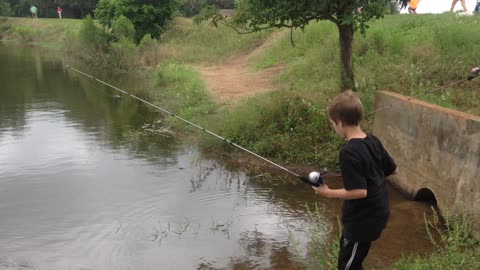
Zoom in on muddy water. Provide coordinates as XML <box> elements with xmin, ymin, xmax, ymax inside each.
<box><xmin>0</xmin><ymin>44</ymin><xmax>434</xmax><ymax>270</ymax></box>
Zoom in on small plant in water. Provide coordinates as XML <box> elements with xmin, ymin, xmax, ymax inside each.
<box><xmin>289</xmin><ymin>203</ymin><xmax>340</xmax><ymax>270</ymax></box>
<box><xmin>210</xmin><ymin>217</ymin><xmax>232</xmax><ymax>238</ymax></box>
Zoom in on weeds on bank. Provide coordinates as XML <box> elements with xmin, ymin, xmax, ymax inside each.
<box><xmin>394</xmin><ymin>208</ymin><xmax>480</xmax><ymax>270</ymax></box>
<box><xmin>153</xmin><ymin>62</ymin><xmax>218</xmax><ymax>125</ymax></box>
<box><xmin>291</xmin><ymin>207</ymin><xmax>480</xmax><ymax>270</ymax></box>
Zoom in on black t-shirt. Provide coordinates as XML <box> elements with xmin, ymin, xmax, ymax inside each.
<box><xmin>339</xmin><ymin>134</ymin><xmax>397</xmax><ymax>242</ymax></box>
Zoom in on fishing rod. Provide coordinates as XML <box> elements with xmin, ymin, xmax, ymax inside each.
<box><xmin>65</xmin><ymin>65</ymin><xmax>479</xmax><ymax>187</ymax></box>
<box><xmin>65</xmin><ymin>65</ymin><xmax>325</xmax><ymax>186</ymax></box>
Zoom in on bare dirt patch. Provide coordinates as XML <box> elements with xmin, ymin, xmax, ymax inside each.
<box><xmin>194</xmin><ymin>31</ymin><xmax>285</xmax><ymax>103</ymax></box>
<box><xmin>195</xmin><ymin>61</ymin><xmax>282</xmax><ymax>101</ymax></box>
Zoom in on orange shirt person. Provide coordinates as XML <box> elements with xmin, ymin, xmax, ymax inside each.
<box><xmin>408</xmin><ymin>0</ymin><xmax>419</xmax><ymax>14</ymax></box>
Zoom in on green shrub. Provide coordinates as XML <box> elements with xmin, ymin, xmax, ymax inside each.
<box><xmin>154</xmin><ymin>62</ymin><xmax>217</xmax><ymax>121</ymax></box>
<box><xmin>77</xmin><ymin>16</ymin><xmax>110</xmax><ymax>63</ymax></box>
<box><xmin>0</xmin><ymin>0</ymin><xmax>11</xmax><ymax>16</ymax></box>
<box><xmin>207</xmin><ymin>91</ymin><xmax>343</xmax><ymax>166</ymax></box>
<box><xmin>0</xmin><ymin>18</ymin><xmax>10</xmax><ymax>38</ymax></box>
<box><xmin>12</xmin><ymin>25</ymin><xmax>34</xmax><ymax>42</ymax></box>
<box><xmin>112</xmin><ymin>15</ymin><xmax>135</xmax><ymax>42</ymax></box>
<box><xmin>139</xmin><ymin>33</ymin><xmax>155</xmax><ymax>50</ymax></box>
<box><xmin>109</xmin><ymin>37</ymin><xmax>138</xmax><ymax>70</ymax></box>
<box><xmin>79</xmin><ymin>16</ymin><xmax>109</xmax><ymax>50</ymax></box>
<box><xmin>95</xmin><ymin>0</ymin><xmax>178</xmax><ymax>42</ymax></box>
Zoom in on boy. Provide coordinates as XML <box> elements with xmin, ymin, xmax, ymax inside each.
<box><xmin>312</xmin><ymin>90</ymin><xmax>397</xmax><ymax>270</ymax></box>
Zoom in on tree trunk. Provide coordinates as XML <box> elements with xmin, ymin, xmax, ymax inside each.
<box><xmin>337</xmin><ymin>23</ymin><xmax>355</xmax><ymax>91</ymax></box>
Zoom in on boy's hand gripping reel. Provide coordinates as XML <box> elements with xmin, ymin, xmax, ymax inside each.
<box><xmin>298</xmin><ymin>168</ymin><xmax>328</xmax><ymax>187</ymax></box>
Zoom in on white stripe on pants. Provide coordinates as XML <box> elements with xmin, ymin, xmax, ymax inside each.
<box><xmin>344</xmin><ymin>242</ymin><xmax>359</xmax><ymax>270</ymax></box>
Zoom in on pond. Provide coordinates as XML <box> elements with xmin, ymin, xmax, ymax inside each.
<box><xmin>0</xmin><ymin>44</ymin><xmax>434</xmax><ymax>270</ymax></box>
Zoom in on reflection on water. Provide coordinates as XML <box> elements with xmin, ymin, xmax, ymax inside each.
<box><xmin>0</xmin><ymin>44</ymin><xmax>434</xmax><ymax>270</ymax></box>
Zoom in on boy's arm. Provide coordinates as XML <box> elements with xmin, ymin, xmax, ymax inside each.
<box><xmin>312</xmin><ymin>185</ymin><xmax>367</xmax><ymax>199</ymax></box>
<box><xmin>379</xmin><ymin>140</ymin><xmax>397</xmax><ymax>176</ymax></box>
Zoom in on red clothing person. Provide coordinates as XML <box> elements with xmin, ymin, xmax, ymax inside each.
<box><xmin>57</xmin><ymin>6</ymin><xmax>63</xmax><ymax>19</ymax></box>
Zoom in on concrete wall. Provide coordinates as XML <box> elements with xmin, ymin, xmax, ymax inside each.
<box><xmin>373</xmin><ymin>91</ymin><xmax>480</xmax><ymax>239</ymax></box>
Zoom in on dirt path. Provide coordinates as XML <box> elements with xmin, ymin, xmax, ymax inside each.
<box><xmin>194</xmin><ymin>32</ymin><xmax>285</xmax><ymax>103</ymax></box>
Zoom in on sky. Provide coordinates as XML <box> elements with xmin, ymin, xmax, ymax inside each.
<box><xmin>399</xmin><ymin>0</ymin><xmax>479</xmax><ymax>14</ymax></box>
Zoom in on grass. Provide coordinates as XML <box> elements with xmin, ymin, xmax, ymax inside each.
<box><xmin>394</xmin><ymin>209</ymin><xmax>480</xmax><ymax>270</ymax></box>
<box><xmin>0</xmin><ymin>17</ymin><xmax>81</xmax><ymax>49</ymax></box>
<box><xmin>193</xmin><ymin>13</ymin><xmax>480</xmax><ymax>167</ymax></box>
<box><xmin>249</xmin><ymin>14</ymin><xmax>480</xmax><ymax>115</ymax></box>
<box><xmin>152</xmin><ymin>61</ymin><xmax>218</xmax><ymax>130</ymax></box>
<box><xmin>158</xmin><ymin>17</ymin><xmax>273</xmax><ymax>63</ymax></box>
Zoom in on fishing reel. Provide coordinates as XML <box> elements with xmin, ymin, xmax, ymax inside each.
<box><xmin>299</xmin><ymin>167</ymin><xmax>328</xmax><ymax>187</ymax></box>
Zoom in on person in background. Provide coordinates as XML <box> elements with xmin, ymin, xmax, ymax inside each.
<box><xmin>450</xmin><ymin>0</ymin><xmax>468</xmax><ymax>13</ymax></box>
<box><xmin>30</xmin><ymin>5</ymin><xmax>38</xmax><ymax>20</ymax></box>
<box><xmin>408</xmin><ymin>0</ymin><xmax>420</xmax><ymax>14</ymax></box>
<box><xmin>474</xmin><ymin>0</ymin><xmax>480</xmax><ymax>13</ymax></box>
<box><xmin>57</xmin><ymin>6</ymin><xmax>63</xmax><ymax>20</ymax></box>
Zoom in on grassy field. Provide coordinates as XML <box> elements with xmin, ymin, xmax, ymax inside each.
<box><xmin>0</xmin><ymin>17</ymin><xmax>81</xmax><ymax>49</ymax></box>
<box><xmin>159</xmin><ymin>17</ymin><xmax>273</xmax><ymax>63</ymax></box>
<box><xmin>197</xmin><ymin>14</ymin><xmax>480</xmax><ymax>168</ymax></box>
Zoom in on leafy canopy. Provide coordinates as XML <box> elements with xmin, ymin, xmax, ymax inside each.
<box><xmin>0</xmin><ymin>0</ymin><xmax>11</xmax><ymax>16</ymax></box>
<box><xmin>198</xmin><ymin>0</ymin><xmax>408</xmax><ymax>35</ymax></box>
<box><xmin>95</xmin><ymin>0</ymin><xmax>177</xmax><ymax>42</ymax></box>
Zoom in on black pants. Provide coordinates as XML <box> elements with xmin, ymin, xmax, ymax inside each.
<box><xmin>338</xmin><ymin>235</ymin><xmax>372</xmax><ymax>270</ymax></box>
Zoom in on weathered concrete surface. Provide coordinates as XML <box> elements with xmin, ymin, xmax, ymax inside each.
<box><xmin>373</xmin><ymin>91</ymin><xmax>480</xmax><ymax>239</ymax></box>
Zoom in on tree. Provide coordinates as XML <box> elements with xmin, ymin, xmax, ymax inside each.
<box><xmin>8</xmin><ymin>0</ymin><xmax>29</xmax><ymax>17</ymax></box>
<box><xmin>95</xmin><ymin>0</ymin><xmax>178</xmax><ymax>43</ymax></box>
<box><xmin>0</xmin><ymin>0</ymin><xmax>11</xmax><ymax>16</ymax></box>
<box><xmin>198</xmin><ymin>0</ymin><xmax>408</xmax><ymax>91</ymax></box>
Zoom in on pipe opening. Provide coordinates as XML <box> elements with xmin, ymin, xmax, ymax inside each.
<box><xmin>415</xmin><ymin>188</ymin><xmax>437</xmax><ymax>203</ymax></box>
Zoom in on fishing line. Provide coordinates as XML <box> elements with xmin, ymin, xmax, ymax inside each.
<box><xmin>64</xmin><ymin>65</ymin><xmax>327</xmax><ymax>184</ymax></box>
<box><xmin>65</xmin><ymin>65</ymin><xmax>479</xmax><ymax>187</ymax></box>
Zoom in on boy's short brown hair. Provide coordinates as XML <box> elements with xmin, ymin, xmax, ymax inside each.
<box><xmin>327</xmin><ymin>90</ymin><xmax>364</xmax><ymax>126</ymax></box>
